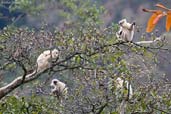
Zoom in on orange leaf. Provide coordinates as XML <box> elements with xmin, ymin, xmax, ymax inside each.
<box><xmin>146</xmin><ymin>10</ymin><xmax>163</xmax><ymax>32</ymax></box>
<box><xmin>166</xmin><ymin>11</ymin><xmax>171</xmax><ymax>32</ymax></box>
<box><xmin>153</xmin><ymin>13</ymin><xmax>165</xmax><ymax>25</ymax></box>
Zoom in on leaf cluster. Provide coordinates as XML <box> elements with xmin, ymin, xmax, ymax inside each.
<box><xmin>143</xmin><ymin>3</ymin><xmax>171</xmax><ymax>32</ymax></box>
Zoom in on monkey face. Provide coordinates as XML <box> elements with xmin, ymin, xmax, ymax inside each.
<box><xmin>119</xmin><ymin>19</ymin><xmax>135</xmax><ymax>30</ymax></box>
<box><xmin>54</xmin><ymin>80</ymin><xmax>57</xmax><ymax>85</ymax></box>
<box><xmin>52</xmin><ymin>49</ymin><xmax>59</xmax><ymax>59</ymax></box>
<box><xmin>119</xmin><ymin>19</ymin><xmax>126</xmax><ymax>25</ymax></box>
<box><xmin>50</xmin><ymin>79</ymin><xmax>59</xmax><ymax>87</ymax></box>
<box><xmin>116</xmin><ymin>77</ymin><xmax>124</xmax><ymax>88</ymax></box>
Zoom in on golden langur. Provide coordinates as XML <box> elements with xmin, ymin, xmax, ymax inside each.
<box><xmin>50</xmin><ymin>79</ymin><xmax>68</xmax><ymax>101</ymax></box>
<box><xmin>36</xmin><ymin>49</ymin><xmax>59</xmax><ymax>73</ymax></box>
<box><xmin>116</xmin><ymin>19</ymin><xmax>135</xmax><ymax>42</ymax></box>
<box><xmin>116</xmin><ymin>77</ymin><xmax>133</xmax><ymax>99</ymax></box>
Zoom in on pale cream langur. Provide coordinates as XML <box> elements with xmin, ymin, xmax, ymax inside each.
<box><xmin>116</xmin><ymin>77</ymin><xmax>133</xmax><ymax>114</ymax></box>
<box><xmin>50</xmin><ymin>78</ymin><xmax>68</xmax><ymax>101</ymax></box>
<box><xmin>36</xmin><ymin>49</ymin><xmax>59</xmax><ymax>73</ymax></box>
<box><xmin>116</xmin><ymin>77</ymin><xmax>133</xmax><ymax>99</ymax></box>
<box><xmin>116</xmin><ymin>19</ymin><xmax>163</xmax><ymax>44</ymax></box>
<box><xmin>116</xmin><ymin>19</ymin><xmax>135</xmax><ymax>42</ymax></box>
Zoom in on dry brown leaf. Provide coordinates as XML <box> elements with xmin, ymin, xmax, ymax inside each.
<box><xmin>166</xmin><ymin>11</ymin><xmax>171</xmax><ymax>32</ymax></box>
<box><xmin>146</xmin><ymin>10</ymin><xmax>163</xmax><ymax>32</ymax></box>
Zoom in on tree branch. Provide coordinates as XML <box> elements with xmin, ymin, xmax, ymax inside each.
<box><xmin>119</xmin><ymin>100</ymin><xmax>127</xmax><ymax>114</ymax></box>
<box><xmin>12</xmin><ymin>58</ymin><xmax>27</xmax><ymax>83</ymax></box>
<box><xmin>150</xmin><ymin>106</ymin><xmax>170</xmax><ymax>114</ymax></box>
<box><xmin>0</xmin><ymin>70</ymin><xmax>36</xmax><ymax>99</ymax></box>
<box><xmin>96</xmin><ymin>103</ymin><xmax>108</xmax><ymax>114</ymax></box>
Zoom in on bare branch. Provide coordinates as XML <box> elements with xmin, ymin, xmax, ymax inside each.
<box><xmin>12</xmin><ymin>58</ymin><xmax>27</xmax><ymax>83</ymax></box>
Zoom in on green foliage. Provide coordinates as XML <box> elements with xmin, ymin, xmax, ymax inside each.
<box><xmin>0</xmin><ymin>96</ymin><xmax>58</xmax><ymax>114</ymax></box>
<box><xmin>9</xmin><ymin>0</ymin><xmax>45</xmax><ymax>15</ymax></box>
<box><xmin>57</xmin><ymin>0</ymin><xmax>104</xmax><ymax>24</ymax></box>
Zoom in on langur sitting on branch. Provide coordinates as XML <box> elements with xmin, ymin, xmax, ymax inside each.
<box><xmin>116</xmin><ymin>19</ymin><xmax>135</xmax><ymax>42</ymax></box>
<box><xmin>116</xmin><ymin>18</ymin><xmax>164</xmax><ymax>45</ymax></box>
<box><xmin>50</xmin><ymin>79</ymin><xmax>68</xmax><ymax>103</ymax></box>
<box><xmin>36</xmin><ymin>49</ymin><xmax>59</xmax><ymax>73</ymax></box>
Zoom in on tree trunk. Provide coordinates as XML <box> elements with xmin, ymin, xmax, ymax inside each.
<box><xmin>120</xmin><ymin>100</ymin><xmax>127</xmax><ymax>114</ymax></box>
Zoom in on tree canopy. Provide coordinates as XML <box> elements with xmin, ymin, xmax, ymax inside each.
<box><xmin>0</xmin><ymin>0</ymin><xmax>171</xmax><ymax>114</ymax></box>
